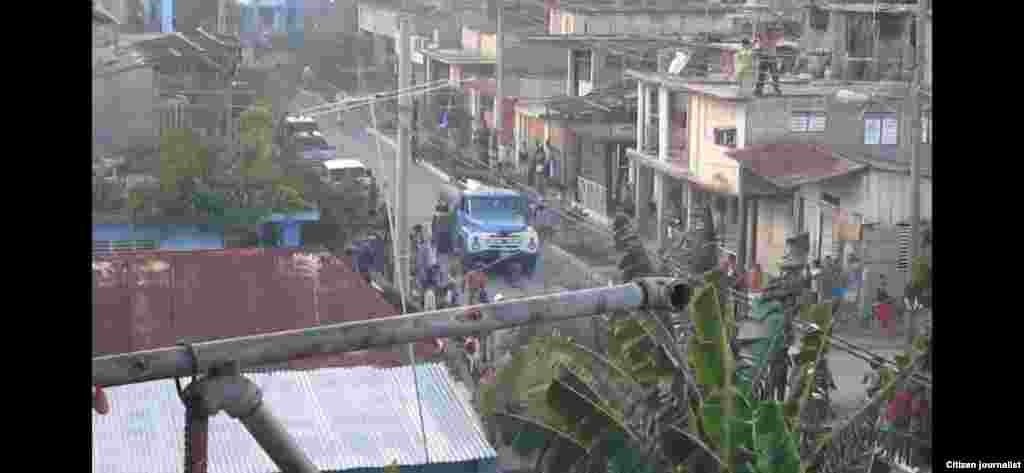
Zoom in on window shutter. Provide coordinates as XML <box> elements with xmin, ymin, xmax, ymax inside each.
<box><xmin>809</xmin><ymin>113</ymin><xmax>827</xmax><ymax>132</ymax></box>
<box><xmin>790</xmin><ymin>112</ymin><xmax>809</xmax><ymax>132</ymax></box>
<box><xmin>881</xmin><ymin>117</ymin><xmax>899</xmax><ymax>145</ymax></box>
<box><xmin>864</xmin><ymin>117</ymin><xmax>881</xmax><ymax>145</ymax></box>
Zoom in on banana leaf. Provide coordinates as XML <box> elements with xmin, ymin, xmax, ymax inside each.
<box><xmin>546</xmin><ymin>375</ymin><xmax>633</xmax><ymax>446</ymax></box>
<box><xmin>752</xmin><ymin>401</ymin><xmax>801</xmax><ymax>473</ymax></box>
<box><xmin>784</xmin><ymin>302</ymin><xmax>834</xmax><ymax>428</ymax></box>
<box><xmin>688</xmin><ymin>282</ymin><xmax>734</xmax><ymax>391</ymax></box>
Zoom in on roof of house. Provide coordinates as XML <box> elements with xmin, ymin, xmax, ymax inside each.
<box><xmin>93</xmin><ymin>364</ymin><xmax>497</xmax><ymax>473</ymax></box>
<box><xmin>725</xmin><ymin>143</ymin><xmax>868</xmax><ymax>189</ymax></box>
<box><xmin>92</xmin><ymin>210</ymin><xmax>321</xmax><ymax>226</ymax></box>
<box><xmin>556</xmin><ymin>0</ymin><xmax>745</xmax><ymax>14</ymax></box>
<box><xmin>518</xmin><ymin>79</ymin><xmax>637</xmax><ymax>120</ymax></box>
<box><xmin>625</xmin><ymin>69</ymin><xmax>912</xmax><ymax>101</ymax></box>
<box><xmin>92</xmin><ymin>248</ymin><xmax>439</xmax><ymax>367</ymax></box>
<box><xmin>821</xmin><ymin>2</ymin><xmax>919</xmax><ymax>14</ymax></box>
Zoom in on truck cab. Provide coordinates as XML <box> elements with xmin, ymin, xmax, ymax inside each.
<box><xmin>443</xmin><ymin>180</ymin><xmax>540</xmax><ymax>275</ymax></box>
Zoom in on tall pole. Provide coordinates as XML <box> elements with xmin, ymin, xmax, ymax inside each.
<box><xmin>906</xmin><ymin>0</ymin><xmax>928</xmax><ymax>349</ymax></box>
<box><xmin>396</xmin><ymin>15</ymin><xmax>412</xmax><ymax>295</ymax></box>
<box><xmin>493</xmin><ymin>0</ymin><xmax>505</xmax><ymax>177</ymax></box>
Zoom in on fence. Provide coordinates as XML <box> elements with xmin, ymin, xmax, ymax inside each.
<box><xmin>577</xmin><ymin>176</ymin><xmax>608</xmax><ymax>220</ymax></box>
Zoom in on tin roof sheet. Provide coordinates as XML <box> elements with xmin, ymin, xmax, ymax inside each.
<box><xmin>726</xmin><ymin>143</ymin><xmax>867</xmax><ymax>189</ymax></box>
<box><xmin>92</xmin><ymin>249</ymin><xmax>440</xmax><ymax>368</ymax></box>
<box><xmin>93</xmin><ymin>364</ymin><xmax>496</xmax><ymax>473</ymax></box>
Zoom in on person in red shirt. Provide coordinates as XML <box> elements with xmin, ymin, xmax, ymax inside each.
<box><xmin>465</xmin><ymin>263</ymin><xmax>489</xmax><ymax>306</ymax></box>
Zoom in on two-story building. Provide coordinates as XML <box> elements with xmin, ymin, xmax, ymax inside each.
<box><xmin>624</xmin><ymin>70</ymin><xmax>932</xmax><ymax>281</ymax></box>
<box><xmin>800</xmin><ymin>1</ymin><xmax>921</xmax><ymax>81</ymax></box>
<box><xmin>416</xmin><ymin>5</ymin><xmax>561</xmax><ymax>152</ymax></box>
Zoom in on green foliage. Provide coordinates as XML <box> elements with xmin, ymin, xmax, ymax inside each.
<box><xmin>783</xmin><ymin>302</ymin><xmax>835</xmax><ymax>431</ymax></box>
<box><xmin>383</xmin><ymin>459</ymin><xmax>400</xmax><ymax>473</ymax></box>
<box><xmin>737</xmin><ymin>299</ymin><xmax>787</xmax><ymax>392</ymax></box>
<box><xmin>158</xmin><ymin>128</ymin><xmax>214</xmax><ymax>204</ymax></box>
<box><xmin>491</xmin><ymin>274</ymin><xmax>807</xmax><ymax>473</ymax></box>
<box><xmin>687</xmin><ymin>282</ymin><xmax>734</xmax><ymax>391</ymax></box>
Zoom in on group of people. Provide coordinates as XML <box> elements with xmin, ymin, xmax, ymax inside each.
<box><xmin>735</xmin><ymin>33</ymin><xmax>784</xmax><ymax>97</ymax></box>
<box><xmin>409</xmin><ymin>199</ymin><xmax>502</xmax><ymax>310</ymax></box>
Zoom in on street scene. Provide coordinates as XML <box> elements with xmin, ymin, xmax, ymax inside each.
<box><xmin>93</xmin><ymin>1</ymin><xmax>933</xmax><ymax>473</ymax></box>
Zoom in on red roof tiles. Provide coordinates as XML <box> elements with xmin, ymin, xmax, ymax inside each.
<box><xmin>92</xmin><ymin>248</ymin><xmax>440</xmax><ymax>368</ymax></box>
<box><xmin>726</xmin><ymin>143</ymin><xmax>865</xmax><ymax>189</ymax></box>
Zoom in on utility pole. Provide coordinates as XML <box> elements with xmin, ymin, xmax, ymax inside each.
<box><xmin>906</xmin><ymin>0</ymin><xmax>928</xmax><ymax>349</ymax></box>
<box><xmin>396</xmin><ymin>14</ymin><xmax>412</xmax><ymax>297</ymax></box>
<box><xmin>493</xmin><ymin>0</ymin><xmax>505</xmax><ymax>178</ymax></box>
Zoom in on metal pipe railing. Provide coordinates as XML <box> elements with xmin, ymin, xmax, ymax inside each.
<box><xmin>94</xmin><ymin>278</ymin><xmax>692</xmax><ymax>387</ymax></box>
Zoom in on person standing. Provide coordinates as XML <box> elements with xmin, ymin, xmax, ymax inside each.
<box><xmin>432</xmin><ymin>200</ymin><xmax>453</xmax><ymax>280</ymax></box>
<box><xmin>529</xmin><ymin>142</ymin><xmax>544</xmax><ymax>188</ymax></box>
<box><xmin>809</xmin><ymin>259</ymin><xmax>823</xmax><ymax>303</ymax></box>
<box><xmin>753</xmin><ymin>33</ymin><xmax>782</xmax><ymax>97</ymax></box>
<box><xmin>735</xmin><ymin>39</ymin><xmax>756</xmax><ymax>95</ymax></box>
<box><xmin>465</xmin><ymin>262</ymin><xmax>489</xmax><ymax>306</ymax></box>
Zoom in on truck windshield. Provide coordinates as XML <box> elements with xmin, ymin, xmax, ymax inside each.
<box><xmin>467</xmin><ymin>197</ymin><xmax>526</xmax><ymax>224</ymax></box>
<box><xmin>329</xmin><ymin>167</ymin><xmax>368</xmax><ymax>181</ymax></box>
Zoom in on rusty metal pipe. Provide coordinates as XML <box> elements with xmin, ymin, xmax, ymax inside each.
<box><xmin>94</xmin><ymin>278</ymin><xmax>692</xmax><ymax>387</ymax></box>
<box><xmin>186</xmin><ymin>374</ymin><xmax>319</xmax><ymax>473</ymax></box>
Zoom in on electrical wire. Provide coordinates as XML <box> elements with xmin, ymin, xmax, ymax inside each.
<box><xmin>367</xmin><ymin>95</ymin><xmax>431</xmax><ymax>466</ymax></box>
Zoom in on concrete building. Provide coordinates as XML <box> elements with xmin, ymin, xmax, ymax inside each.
<box><xmin>800</xmin><ymin>1</ymin><xmax>921</xmax><ymax>81</ymax></box>
<box><xmin>623</xmin><ymin>69</ymin><xmax>932</xmax><ymax>279</ymax></box>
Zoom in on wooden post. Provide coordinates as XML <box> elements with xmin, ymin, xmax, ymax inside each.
<box><xmin>749</xmin><ymin>197</ymin><xmax>759</xmax><ymax>268</ymax></box>
<box><xmin>737</xmin><ymin>167</ymin><xmax>747</xmax><ymax>271</ymax></box>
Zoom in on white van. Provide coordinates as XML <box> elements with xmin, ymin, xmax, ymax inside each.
<box><xmin>323</xmin><ymin>159</ymin><xmax>373</xmax><ymax>186</ymax></box>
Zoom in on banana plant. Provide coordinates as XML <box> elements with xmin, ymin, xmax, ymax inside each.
<box><xmin>783</xmin><ymin>301</ymin><xmax>836</xmax><ymax>453</ymax></box>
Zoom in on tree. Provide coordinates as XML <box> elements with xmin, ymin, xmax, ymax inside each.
<box><xmin>479</xmin><ymin>215</ymin><xmax>854</xmax><ymax>473</ymax></box>
<box><xmin>157</xmin><ymin>128</ymin><xmax>215</xmax><ymax>216</ymax></box>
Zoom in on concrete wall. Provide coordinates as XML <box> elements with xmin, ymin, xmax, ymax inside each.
<box><xmin>824</xmin><ymin>97</ymin><xmax>932</xmax><ymax>168</ymax></box>
<box><xmin>93</xmin><ymin>66</ymin><xmax>158</xmax><ymax>153</ymax></box>
<box><xmin>687</xmin><ymin>94</ymin><xmax>740</xmax><ymax>194</ymax></box>
<box><xmin>862</xmin><ymin>169</ymin><xmax>933</xmax><ymax>226</ymax></box>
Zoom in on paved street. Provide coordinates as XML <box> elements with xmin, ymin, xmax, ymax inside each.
<box><xmin>296</xmin><ymin>90</ymin><xmax>551</xmax><ymax>299</ymax></box>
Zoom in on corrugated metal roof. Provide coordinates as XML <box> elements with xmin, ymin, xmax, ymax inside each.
<box><xmin>726</xmin><ymin>143</ymin><xmax>866</xmax><ymax>189</ymax></box>
<box><xmin>93</xmin><ymin>364</ymin><xmax>496</xmax><ymax>473</ymax></box>
<box><xmin>92</xmin><ymin>248</ymin><xmax>440</xmax><ymax>368</ymax></box>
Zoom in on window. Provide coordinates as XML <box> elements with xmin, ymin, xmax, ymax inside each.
<box><xmin>714</xmin><ymin>128</ymin><xmax>737</xmax><ymax>148</ymax></box>
<box><xmin>922</xmin><ymin>114</ymin><xmax>931</xmax><ymax>144</ymax></box>
<box><xmin>864</xmin><ymin>112</ymin><xmax>899</xmax><ymax>145</ymax></box>
<box><xmin>790</xmin><ymin>111</ymin><xmax>827</xmax><ymax>132</ymax></box>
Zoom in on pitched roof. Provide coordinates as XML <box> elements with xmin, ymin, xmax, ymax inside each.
<box><xmin>92</xmin><ymin>248</ymin><xmax>440</xmax><ymax>368</ymax></box>
<box><xmin>725</xmin><ymin>143</ymin><xmax>867</xmax><ymax>189</ymax></box>
<box><xmin>93</xmin><ymin>364</ymin><xmax>497</xmax><ymax>473</ymax></box>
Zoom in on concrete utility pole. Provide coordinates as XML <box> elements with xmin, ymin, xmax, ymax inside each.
<box><xmin>906</xmin><ymin>0</ymin><xmax>928</xmax><ymax>349</ymax></box>
<box><xmin>93</xmin><ymin>278</ymin><xmax>692</xmax><ymax>387</ymax></box>
<box><xmin>396</xmin><ymin>15</ymin><xmax>412</xmax><ymax>292</ymax></box>
<box><xmin>493</xmin><ymin>0</ymin><xmax>505</xmax><ymax>177</ymax></box>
